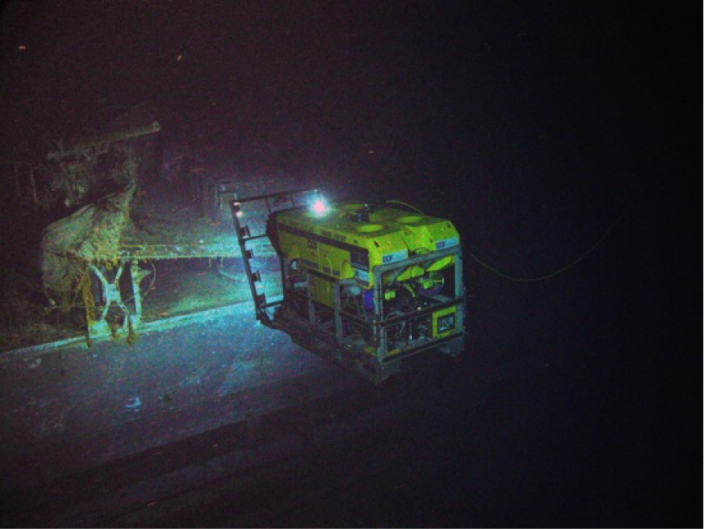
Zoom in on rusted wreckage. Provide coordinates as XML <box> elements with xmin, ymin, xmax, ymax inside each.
<box><xmin>32</xmin><ymin>120</ymin><xmax>297</xmax><ymax>344</ymax></box>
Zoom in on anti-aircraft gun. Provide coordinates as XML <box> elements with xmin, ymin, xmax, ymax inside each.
<box><xmin>39</xmin><ymin>121</ymin><xmax>161</xmax><ymax>337</ymax></box>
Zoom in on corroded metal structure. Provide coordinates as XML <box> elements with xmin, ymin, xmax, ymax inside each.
<box><xmin>37</xmin><ymin>118</ymin><xmax>304</xmax><ymax>344</ymax></box>
<box><xmin>78</xmin><ymin>177</ymin><xmax>292</xmax><ymax>343</ymax></box>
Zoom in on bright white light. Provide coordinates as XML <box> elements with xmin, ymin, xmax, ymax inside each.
<box><xmin>311</xmin><ymin>199</ymin><xmax>328</xmax><ymax>216</ymax></box>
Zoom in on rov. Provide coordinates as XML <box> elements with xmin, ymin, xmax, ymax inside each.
<box><xmin>231</xmin><ymin>190</ymin><xmax>466</xmax><ymax>384</ymax></box>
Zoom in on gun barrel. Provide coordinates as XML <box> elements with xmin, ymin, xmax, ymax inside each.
<box><xmin>65</xmin><ymin>121</ymin><xmax>161</xmax><ymax>151</ymax></box>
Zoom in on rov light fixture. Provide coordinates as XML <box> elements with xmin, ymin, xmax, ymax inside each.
<box><xmin>311</xmin><ymin>198</ymin><xmax>328</xmax><ymax>216</ymax></box>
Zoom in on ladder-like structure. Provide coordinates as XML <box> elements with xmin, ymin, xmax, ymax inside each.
<box><xmin>230</xmin><ymin>189</ymin><xmax>322</xmax><ymax>323</ymax></box>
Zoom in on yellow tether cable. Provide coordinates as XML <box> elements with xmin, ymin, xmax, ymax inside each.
<box><xmin>384</xmin><ymin>197</ymin><xmax>631</xmax><ymax>283</ymax></box>
<box><xmin>469</xmin><ymin>199</ymin><xmax>633</xmax><ymax>283</ymax></box>
<box><xmin>385</xmin><ymin>200</ymin><xmax>425</xmax><ymax>214</ymax></box>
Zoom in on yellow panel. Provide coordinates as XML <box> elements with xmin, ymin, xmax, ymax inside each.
<box><xmin>432</xmin><ymin>306</ymin><xmax>458</xmax><ymax>338</ymax></box>
<box><xmin>275</xmin><ymin>201</ymin><xmax>461</xmax><ymax>289</ymax></box>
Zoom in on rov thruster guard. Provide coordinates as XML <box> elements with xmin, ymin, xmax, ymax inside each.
<box><xmin>231</xmin><ymin>189</ymin><xmax>466</xmax><ymax>383</ymax></box>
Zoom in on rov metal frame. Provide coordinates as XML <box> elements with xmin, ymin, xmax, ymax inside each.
<box><xmin>277</xmin><ymin>246</ymin><xmax>465</xmax><ymax>382</ymax></box>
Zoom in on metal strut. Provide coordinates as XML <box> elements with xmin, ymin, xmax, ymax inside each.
<box><xmin>83</xmin><ymin>261</ymin><xmax>149</xmax><ymax>343</ymax></box>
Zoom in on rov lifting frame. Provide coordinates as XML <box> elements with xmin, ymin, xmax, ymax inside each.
<box><xmin>230</xmin><ymin>190</ymin><xmax>466</xmax><ymax>384</ymax></box>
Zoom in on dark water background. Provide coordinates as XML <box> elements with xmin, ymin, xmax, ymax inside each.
<box><xmin>0</xmin><ymin>2</ymin><xmax>700</xmax><ymax>526</ymax></box>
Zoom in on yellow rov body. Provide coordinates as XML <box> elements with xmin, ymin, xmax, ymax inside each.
<box><xmin>232</xmin><ymin>191</ymin><xmax>465</xmax><ymax>383</ymax></box>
